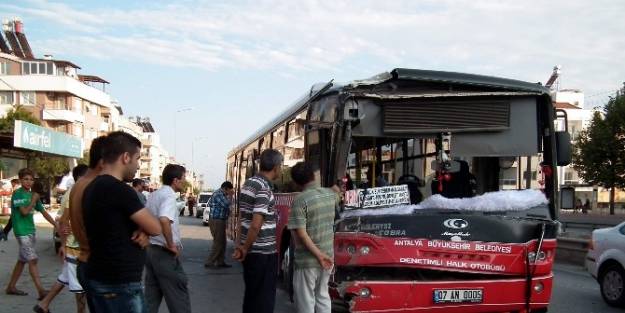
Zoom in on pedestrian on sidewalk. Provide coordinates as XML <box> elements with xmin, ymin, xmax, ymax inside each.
<box><xmin>34</xmin><ymin>164</ymin><xmax>89</xmax><ymax>313</ymax></box>
<box><xmin>1</xmin><ymin>178</ymin><xmax>20</xmax><ymax>241</ymax></box>
<box><xmin>287</xmin><ymin>162</ymin><xmax>337</xmax><ymax>313</ymax></box>
<box><xmin>133</xmin><ymin>178</ymin><xmax>148</xmax><ymax>206</ymax></box>
<box><xmin>82</xmin><ymin>131</ymin><xmax>162</xmax><ymax>313</ymax></box>
<box><xmin>186</xmin><ymin>194</ymin><xmax>196</xmax><ymax>217</ymax></box>
<box><xmin>233</xmin><ymin>149</ymin><xmax>283</xmax><ymax>313</ymax></box>
<box><xmin>144</xmin><ymin>164</ymin><xmax>192</xmax><ymax>313</ymax></box>
<box><xmin>5</xmin><ymin>168</ymin><xmax>57</xmax><ymax>300</ymax></box>
<box><xmin>205</xmin><ymin>181</ymin><xmax>234</xmax><ymax>268</ymax></box>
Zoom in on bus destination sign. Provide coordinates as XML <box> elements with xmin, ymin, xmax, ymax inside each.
<box><xmin>344</xmin><ymin>185</ymin><xmax>410</xmax><ymax>209</ymax></box>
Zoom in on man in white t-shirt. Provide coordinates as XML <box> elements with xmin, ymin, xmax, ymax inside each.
<box><xmin>144</xmin><ymin>164</ymin><xmax>191</xmax><ymax>313</ymax></box>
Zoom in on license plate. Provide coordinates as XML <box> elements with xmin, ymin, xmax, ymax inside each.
<box><xmin>433</xmin><ymin>289</ymin><xmax>483</xmax><ymax>304</ymax></box>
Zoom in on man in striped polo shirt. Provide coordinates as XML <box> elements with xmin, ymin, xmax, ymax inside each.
<box><xmin>233</xmin><ymin>149</ymin><xmax>283</xmax><ymax>313</ymax></box>
<box><xmin>288</xmin><ymin>162</ymin><xmax>337</xmax><ymax>313</ymax></box>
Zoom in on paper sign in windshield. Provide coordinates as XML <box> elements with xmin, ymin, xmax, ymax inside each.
<box><xmin>345</xmin><ymin>185</ymin><xmax>410</xmax><ymax>209</ymax></box>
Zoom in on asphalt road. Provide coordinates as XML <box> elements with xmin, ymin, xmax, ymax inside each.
<box><xmin>550</xmin><ymin>263</ymin><xmax>622</xmax><ymax>313</ymax></box>
<box><xmin>0</xmin><ymin>215</ymin><xmax>623</xmax><ymax>313</ymax></box>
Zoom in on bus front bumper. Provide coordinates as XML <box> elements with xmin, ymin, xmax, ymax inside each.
<box><xmin>332</xmin><ymin>274</ymin><xmax>553</xmax><ymax>313</ymax></box>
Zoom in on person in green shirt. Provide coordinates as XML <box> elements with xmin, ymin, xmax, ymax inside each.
<box><xmin>5</xmin><ymin>168</ymin><xmax>56</xmax><ymax>300</ymax></box>
<box><xmin>287</xmin><ymin>162</ymin><xmax>338</xmax><ymax>313</ymax></box>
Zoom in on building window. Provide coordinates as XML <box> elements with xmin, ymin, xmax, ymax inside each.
<box><xmin>21</xmin><ymin>61</ymin><xmax>52</xmax><ymax>75</ymax></box>
<box><xmin>73</xmin><ymin>97</ymin><xmax>82</xmax><ymax>113</ymax></box>
<box><xmin>0</xmin><ymin>91</ymin><xmax>14</xmax><ymax>105</ymax></box>
<box><xmin>0</xmin><ymin>61</ymin><xmax>8</xmax><ymax>75</ymax></box>
<box><xmin>73</xmin><ymin>124</ymin><xmax>83</xmax><ymax>137</ymax></box>
<box><xmin>20</xmin><ymin>91</ymin><xmax>36</xmax><ymax>106</ymax></box>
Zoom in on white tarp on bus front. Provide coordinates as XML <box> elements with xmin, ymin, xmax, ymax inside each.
<box><xmin>341</xmin><ymin>189</ymin><xmax>548</xmax><ymax>218</ymax></box>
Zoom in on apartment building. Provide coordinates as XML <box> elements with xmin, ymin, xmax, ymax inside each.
<box><xmin>0</xmin><ymin>18</ymin><xmax>174</xmax><ymax>189</ymax></box>
<box><xmin>0</xmin><ymin>18</ymin><xmax>115</xmax><ymax>150</ymax></box>
<box><xmin>134</xmin><ymin>117</ymin><xmax>171</xmax><ymax>188</ymax></box>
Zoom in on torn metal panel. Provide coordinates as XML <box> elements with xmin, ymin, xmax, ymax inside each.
<box><xmin>351</xmin><ymin>91</ymin><xmax>543</xmax><ymax>99</ymax></box>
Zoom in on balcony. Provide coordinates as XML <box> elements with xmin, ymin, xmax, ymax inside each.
<box><xmin>99</xmin><ymin>122</ymin><xmax>109</xmax><ymax>132</ymax></box>
<box><xmin>141</xmin><ymin>139</ymin><xmax>153</xmax><ymax>147</ymax></box>
<box><xmin>140</xmin><ymin>168</ymin><xmax>151</xmax><ymax>176</ymax></box>
<box><xmin>0</xmin><ymin>75</ymin><xmax>111</xmax><ymax>108</ymax></box>
<box><xmin>141</xmin><ymin>153</ymin><xmax>152</xmax><ymax>161</ymax></box>
<box><xmin>43</xmin><ymin>109</ymin><xmax>84</xmax><ymax>123</ymax></box>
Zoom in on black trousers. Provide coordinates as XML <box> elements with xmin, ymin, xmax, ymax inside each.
<box><xmin>242</xmin><ymin>253</ymin><xmax>278</xmax><ymax>313</ymax></box>
<box><xmin>77</xmin><ymin>260</ymin><xmax>96</xmax><ymax>312</ymax></box>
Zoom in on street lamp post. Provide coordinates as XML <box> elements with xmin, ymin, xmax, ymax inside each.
<box><xmin>173</xmin><ymin>107</ymin><xmax>193</xmax><ymax>160</ymax></box>
<box><xmin>191</xmin><ymin>136</ymin><xmax>210</xmax><ymax>178</ymax></box>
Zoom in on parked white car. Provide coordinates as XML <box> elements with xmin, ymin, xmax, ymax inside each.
<box><xmin>197</xmin><ymin>192</ymin><xmax>213</xmax><ymax>219</ymax></box>
<box><xmin>176</xmin><ymin>197</ymin><xmax>186</xmax><ymax>214</ymax></box>
<box><xmin>586</xmin><ymin>221</ymin><xmax>625</xmax><ymax>307</ymax></box>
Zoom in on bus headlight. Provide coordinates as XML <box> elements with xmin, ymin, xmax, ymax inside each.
<box><xmin>537</xmin><ymin>251</ymin><xmax>547</xmax><ymax>261</ymax></box>
<box><xmin>360</xmin><ymin>246</ymin><xmax>371</xmax><ymax>255</ymax></box>
<box><xmin>359</xmin><ymin>287</ymin><xmax>372</xmax><ymax>298</ymax></box>
<box><xmin>347</xmin><ymin>245</ymin><xmax>357</xmax><ymax>255</ymax></box>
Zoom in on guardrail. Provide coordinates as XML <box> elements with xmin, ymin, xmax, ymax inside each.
<box><xmin>556</xmin><ymin>237</ymin><xmax>590</xmax><ymax>266</ymax></box>
<box><xmin>559</xmin><ymin>221</ymin><xmax>614</xmax><ymax>232</ymax></box>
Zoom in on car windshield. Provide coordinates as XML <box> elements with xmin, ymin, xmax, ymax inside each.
<box><xmin>199</xmin><ymin>195</ymin><xmax>211</xmax><ymax>203</ymax></box>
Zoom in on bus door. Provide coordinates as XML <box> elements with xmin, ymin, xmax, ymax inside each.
<box><xmin>305</xmin><ymin>125</ymin><xmax>332</xmax><ymax>186</ymax></box>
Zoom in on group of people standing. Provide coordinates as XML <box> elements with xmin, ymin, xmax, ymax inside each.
<box><xmin>2</xmin><ymin>140</ymin><xmax>339</xmax><ymax>313</ymax></box>
<box><xmin>2</xmin><ymin>132</ymin><xmax>191</xmax><ymax>313</ymax></box>
<box><xmin>233</xmin><ymin>149</ymin><xmax>338</xmax><ymax>313</ymax></box>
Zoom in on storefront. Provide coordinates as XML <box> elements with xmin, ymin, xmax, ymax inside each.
<box><xmin>1</xmin><ymin>120</ymin><xmax>82</xmax><ymax>213</ymax></box>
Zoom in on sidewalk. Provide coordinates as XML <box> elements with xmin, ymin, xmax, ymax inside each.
<box><xmin>559</xmin><ymin>211</ymin><xmax>625</xmax><ymax>226</ymax></box>
<box><xmin>0</xmin><ymin>224</ymin><xmax>72</xmax><ymax>312</ymax></box>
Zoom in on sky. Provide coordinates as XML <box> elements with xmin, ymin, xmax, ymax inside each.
<box><xmin>2</xmin><ymin>0</ymin><xmax>624</xmax><ymax>187</ymax></box>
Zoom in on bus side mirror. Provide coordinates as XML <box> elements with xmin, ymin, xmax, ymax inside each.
<box><xmin>555</xmin><ymin>131</ymin><xmax>571</xmax><ymax>166</ymax></box>
<box><xmin>560</xmin><ymin>186</ymin><xmax>575</xmax><ymax>210</ymax></box>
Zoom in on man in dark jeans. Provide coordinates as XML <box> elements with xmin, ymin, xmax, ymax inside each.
<box><xmin>205</xmin><ymin>181</ymin><xmax>234</xmax><ymax>268</ymax></box>
<box><xmin>82</xmin><ymin>131</ymin><xmax>162</xmax><ymax>313</ymax></box>
<box><xmin>233</xmin><ymin>149</ymin><xmax>283</xmax><ymax>313</ymax></box>
<box><xmin>144</xmin><ymin>164</ymin><xmax>191</xmax><ymax>313</ymax></box>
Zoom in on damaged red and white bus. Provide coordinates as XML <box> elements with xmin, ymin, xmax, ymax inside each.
<box><xmin>225</xmin><ymin>68</ymin><xmax>571</xmax><ymax>313</ymax></box>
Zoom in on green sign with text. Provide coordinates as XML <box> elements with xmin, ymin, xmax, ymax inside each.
<box><xmin>13</xmin><ymin>120</ymin><xmax>83</xmax><ymax>158</ymax></box>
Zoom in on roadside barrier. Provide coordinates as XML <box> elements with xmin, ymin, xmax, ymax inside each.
<box><xmin>555</xmin><ymin>237</ymin><xmax>590</xmax><ymax>266</ymax></box>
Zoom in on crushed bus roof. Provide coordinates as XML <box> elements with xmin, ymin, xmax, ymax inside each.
<box><xmin>227</xmin><ymin>68</ymin><xmax>550</xmax><ymax>157</ymax></box>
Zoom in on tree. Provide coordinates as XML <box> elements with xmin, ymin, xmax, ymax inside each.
<box><xmin>572</xmin><ymin>90</ymin><xmax>625</xmax><ymax>214</ymax></box>
<box><xmin>0</xmin><ymin>105</ymin><xmax>41</xmax><ymax>132</ymax></box>
<box><xmin>0</xmin><ymin>105</ymin><xmax>70</xmax><ymax>182</ymax></box>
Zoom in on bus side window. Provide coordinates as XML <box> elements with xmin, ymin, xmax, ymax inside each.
<box><xmin>306</xmin><ymin>128</ymin><xmax>329</xmax><ymax>185</ymax></box>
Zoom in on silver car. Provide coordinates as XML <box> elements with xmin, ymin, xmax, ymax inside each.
<box><xmin>586</xmin><ymin>221</ymin><xmax>625</xmax><ymax>307</ymax></box>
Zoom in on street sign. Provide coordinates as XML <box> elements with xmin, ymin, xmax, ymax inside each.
<box><xmin>13</xmin><ymin>120</ymin><xmax>83</xmax><ymax>158</ymax></box>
